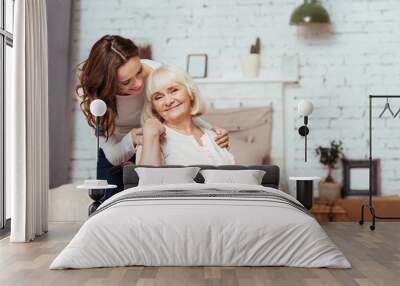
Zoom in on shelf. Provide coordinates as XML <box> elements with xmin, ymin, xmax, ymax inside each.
<box><xmin>194</xmin><ymin>77</ymin><xmax>299</xmax><ymax>84</ymax></box>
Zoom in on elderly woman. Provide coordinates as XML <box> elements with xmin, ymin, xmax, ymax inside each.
<box><xmin>137</xmin><ymin>65</ymin><xmax>235</xmax><ymax>165</ymax></box>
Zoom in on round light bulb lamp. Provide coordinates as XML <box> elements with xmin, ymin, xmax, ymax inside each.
<box><xmin>298</xmin><ymin>99</ymin><xmax>314</xmax><ymax>115</ymax></box>
<box><xmin>290</xmin><ymin>0</ymin><xmax>331</xmax><ymax>26</ymax></box>
<box><xmin>90</xmin><ymin>99</ymin><xmax>107</xmax><ymax>117</ymax></box>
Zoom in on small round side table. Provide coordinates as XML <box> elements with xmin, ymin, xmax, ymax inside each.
<box><xmin>289</xmin><ymin>177</ymin><xmax>320</xmax><ymax>210</ymax></box>
<box><xmin>77</xmin><ymin>183</ymin><xmax>117</xmax><ymax>215</ymax></box>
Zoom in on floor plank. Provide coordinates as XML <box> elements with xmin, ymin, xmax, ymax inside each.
<box><xmin>0</xmin><ymin>222</ymin><xmax>399</xmax><ymax>286</ymax></box>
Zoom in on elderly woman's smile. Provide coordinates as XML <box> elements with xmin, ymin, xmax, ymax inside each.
<box><xmin>164</xmin><ymin>102</ymin><xmax>182</xmax><ymax>112</ymax></box>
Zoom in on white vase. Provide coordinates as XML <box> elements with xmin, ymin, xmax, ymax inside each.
<box><xmin>240</xmin><ymin>54</ymin><xmax>260</xmax><ymax>78</ymax></box>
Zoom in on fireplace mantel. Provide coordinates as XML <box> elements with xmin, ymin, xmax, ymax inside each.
<box><xmin>195</xmin><ymin>77</ymin><xmax>299</xmax><ymax>84</ymax></box>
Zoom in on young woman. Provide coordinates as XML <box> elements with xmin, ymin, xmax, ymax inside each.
<box><xmin>137</xmin><ymin>65</ymin><xmax>235</xmax><ymax>165</ymax></box>
<box><xmin>78</xmin><ymin>35</ymin><xmax>229</xmax><ymax>200</ymax></box>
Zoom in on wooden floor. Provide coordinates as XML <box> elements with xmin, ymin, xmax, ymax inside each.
<box><xmin>0</xmin><ymin>222</ymin><xmax>399</xmax><ymax>286</ymax></box>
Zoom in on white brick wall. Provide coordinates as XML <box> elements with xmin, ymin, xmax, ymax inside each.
<box><xmin>70</xmin><ymin>0</ymin><xmax>400</xmax><ymax>195</ymax></box>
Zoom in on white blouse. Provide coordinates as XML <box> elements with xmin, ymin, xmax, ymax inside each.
<box><xmin>136</xmin><ymin>125</ymin><xmax>235</xmax><ymax>166</ymax></box>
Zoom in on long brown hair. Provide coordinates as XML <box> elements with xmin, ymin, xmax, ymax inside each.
<box><xmin>77</xmin><ymin>35</ymin><xmax>139</xmax><ymax>139</ymax></box>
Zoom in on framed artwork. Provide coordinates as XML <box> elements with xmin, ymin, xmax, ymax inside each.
<box><xmin>342</xmin><ymin>158</ymin><xmax>380</xmax><ymax>197</ymax></box>
<box><xmin>133</xmin><ymin>38</ymin><xmax>152</xmax><ymax>59</ymax></box>
<box><xmin>186</xmin><ymin>54</ymin><xmax>208</xmax><ymax>78</ymax></box>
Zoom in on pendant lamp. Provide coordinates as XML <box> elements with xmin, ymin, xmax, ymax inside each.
<box><xmin>290</xmin><ymin>0</ymin><xmax>331</xmax><ymax>26</ymax></box>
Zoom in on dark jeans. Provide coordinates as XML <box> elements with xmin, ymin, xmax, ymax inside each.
<box><xmin>97</xmin><ymin>149</ymin><xmax>135</xmax><ymax>202</ymax></box>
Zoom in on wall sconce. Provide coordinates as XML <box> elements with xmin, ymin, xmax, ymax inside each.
<box><xmin>297</xmin><ymin>100</ymin><xmax>314</xmax><ymax>162</ymax></box>
<box><xmin>290</xmin><ymin>0</ymin><xmax>331</xmax><ymax>26</ymax></box>
<box><xmin>78</xmin><ymin>99</ymin><xmax>116</xmax><ymax>216</ymax></box>
<box><xmin>90</xmin><ymin>99</ymin><xmax>107</xmax><ymax>176</ymax></box>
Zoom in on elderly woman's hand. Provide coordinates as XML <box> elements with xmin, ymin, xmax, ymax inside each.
<box><xmin>130</xmin><ymin>128</ymin><xmax>143</xmax><ymax>146</ymax></box>
<box><xmin>211</xmin><ymin>126</ymin><xmax>229</xmax><ymax>149</ymax></box>
<box><xmin>142</xmin><ymin>118</ymin><xmax>166</xmax><ymax>140</ymax></box>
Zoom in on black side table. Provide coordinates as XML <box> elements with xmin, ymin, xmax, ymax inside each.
<box><xmin>289</xmin><ymin>177</ymin><xmax>320</xmax><ymax>210</ymax></box>
<box><xmin>77</xmin><ymin>183</ymin><xmax>117</xmax><ymax>215</ymax></box>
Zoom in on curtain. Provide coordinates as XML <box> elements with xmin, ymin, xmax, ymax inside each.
<box><xmin>47</xmin><ymin>0</ymin><xmax>73</xmax><ymax>188</ymax></box>
<box><xmin>9</xmin><ymin>0</ymin><xmax>49</xmax><ymax>242</ymax></box>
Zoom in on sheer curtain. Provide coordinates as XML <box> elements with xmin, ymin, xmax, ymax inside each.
<box><xmin>9</xmin><ymin>0</ymin><xmax>49</xmax><ymax>242</ymax></box>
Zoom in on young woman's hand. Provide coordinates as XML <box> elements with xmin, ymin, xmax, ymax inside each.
<box><xmin>142</xmin><ymin>118</ymin><xmax>166</xmax><ymax>139</ymax></box>
<box><xmin>211</xmin><ymin>126</ymin><xmax>229</xmax><ymax>149</ymax></box>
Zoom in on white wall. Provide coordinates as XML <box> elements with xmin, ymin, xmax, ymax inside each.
<box><xmin>70</xmin><ymin>0</ymin><xmax>400</xmax><ymax>195</ymax></box>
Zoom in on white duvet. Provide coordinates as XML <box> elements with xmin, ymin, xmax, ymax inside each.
<box><xmin>50</xmin><ymin>183</ymin><xmax>351</xmax><ymax>269</ymax></box>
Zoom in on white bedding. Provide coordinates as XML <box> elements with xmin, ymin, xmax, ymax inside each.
<box><xmin>50</xmin><ymin>183</ymin><xmax>351</xmax><ymax>269</ymax></box>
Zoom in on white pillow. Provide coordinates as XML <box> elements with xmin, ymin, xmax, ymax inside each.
<box><xmin>135</xmin><ymin>167</ymin><xmax>201</xmax><ymax>186</ymax></box>
<box><xmin>200</xmin><ymin>169</ymin><xmax>266</xmax><ymax>185</ymax></box>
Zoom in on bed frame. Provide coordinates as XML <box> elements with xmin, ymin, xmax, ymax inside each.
<box><xmin>123</xmin><ymin>165</ymin><xmax>280</xmax><ymax>190</ymax></box>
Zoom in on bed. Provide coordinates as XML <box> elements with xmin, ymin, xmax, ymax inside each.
<box><xmin>50</xmin><ymin>165</ymin><xmax>350</xmax><ymax>269</ymax></box>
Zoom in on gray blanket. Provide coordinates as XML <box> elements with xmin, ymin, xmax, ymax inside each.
<box><xmin>93</xmin><ymin>188</ymin><xmax>309</xmax><ymax>217</ymax></box>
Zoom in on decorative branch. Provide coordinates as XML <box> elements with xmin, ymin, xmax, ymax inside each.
<box><xmin>250</xmin><ymin>37</ymin><xmax>261</xmax><ymax>54</ymax></box>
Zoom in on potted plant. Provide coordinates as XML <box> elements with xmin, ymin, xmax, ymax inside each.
<box><xmin>240</xmin><ymin>37</ymin><xmax>261</xmax><ymax>78</ymax></box>
<box><xmin>315</xmin><ymin>141</ymin><xmax>344</xmax><ymax>204</ymax></box>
